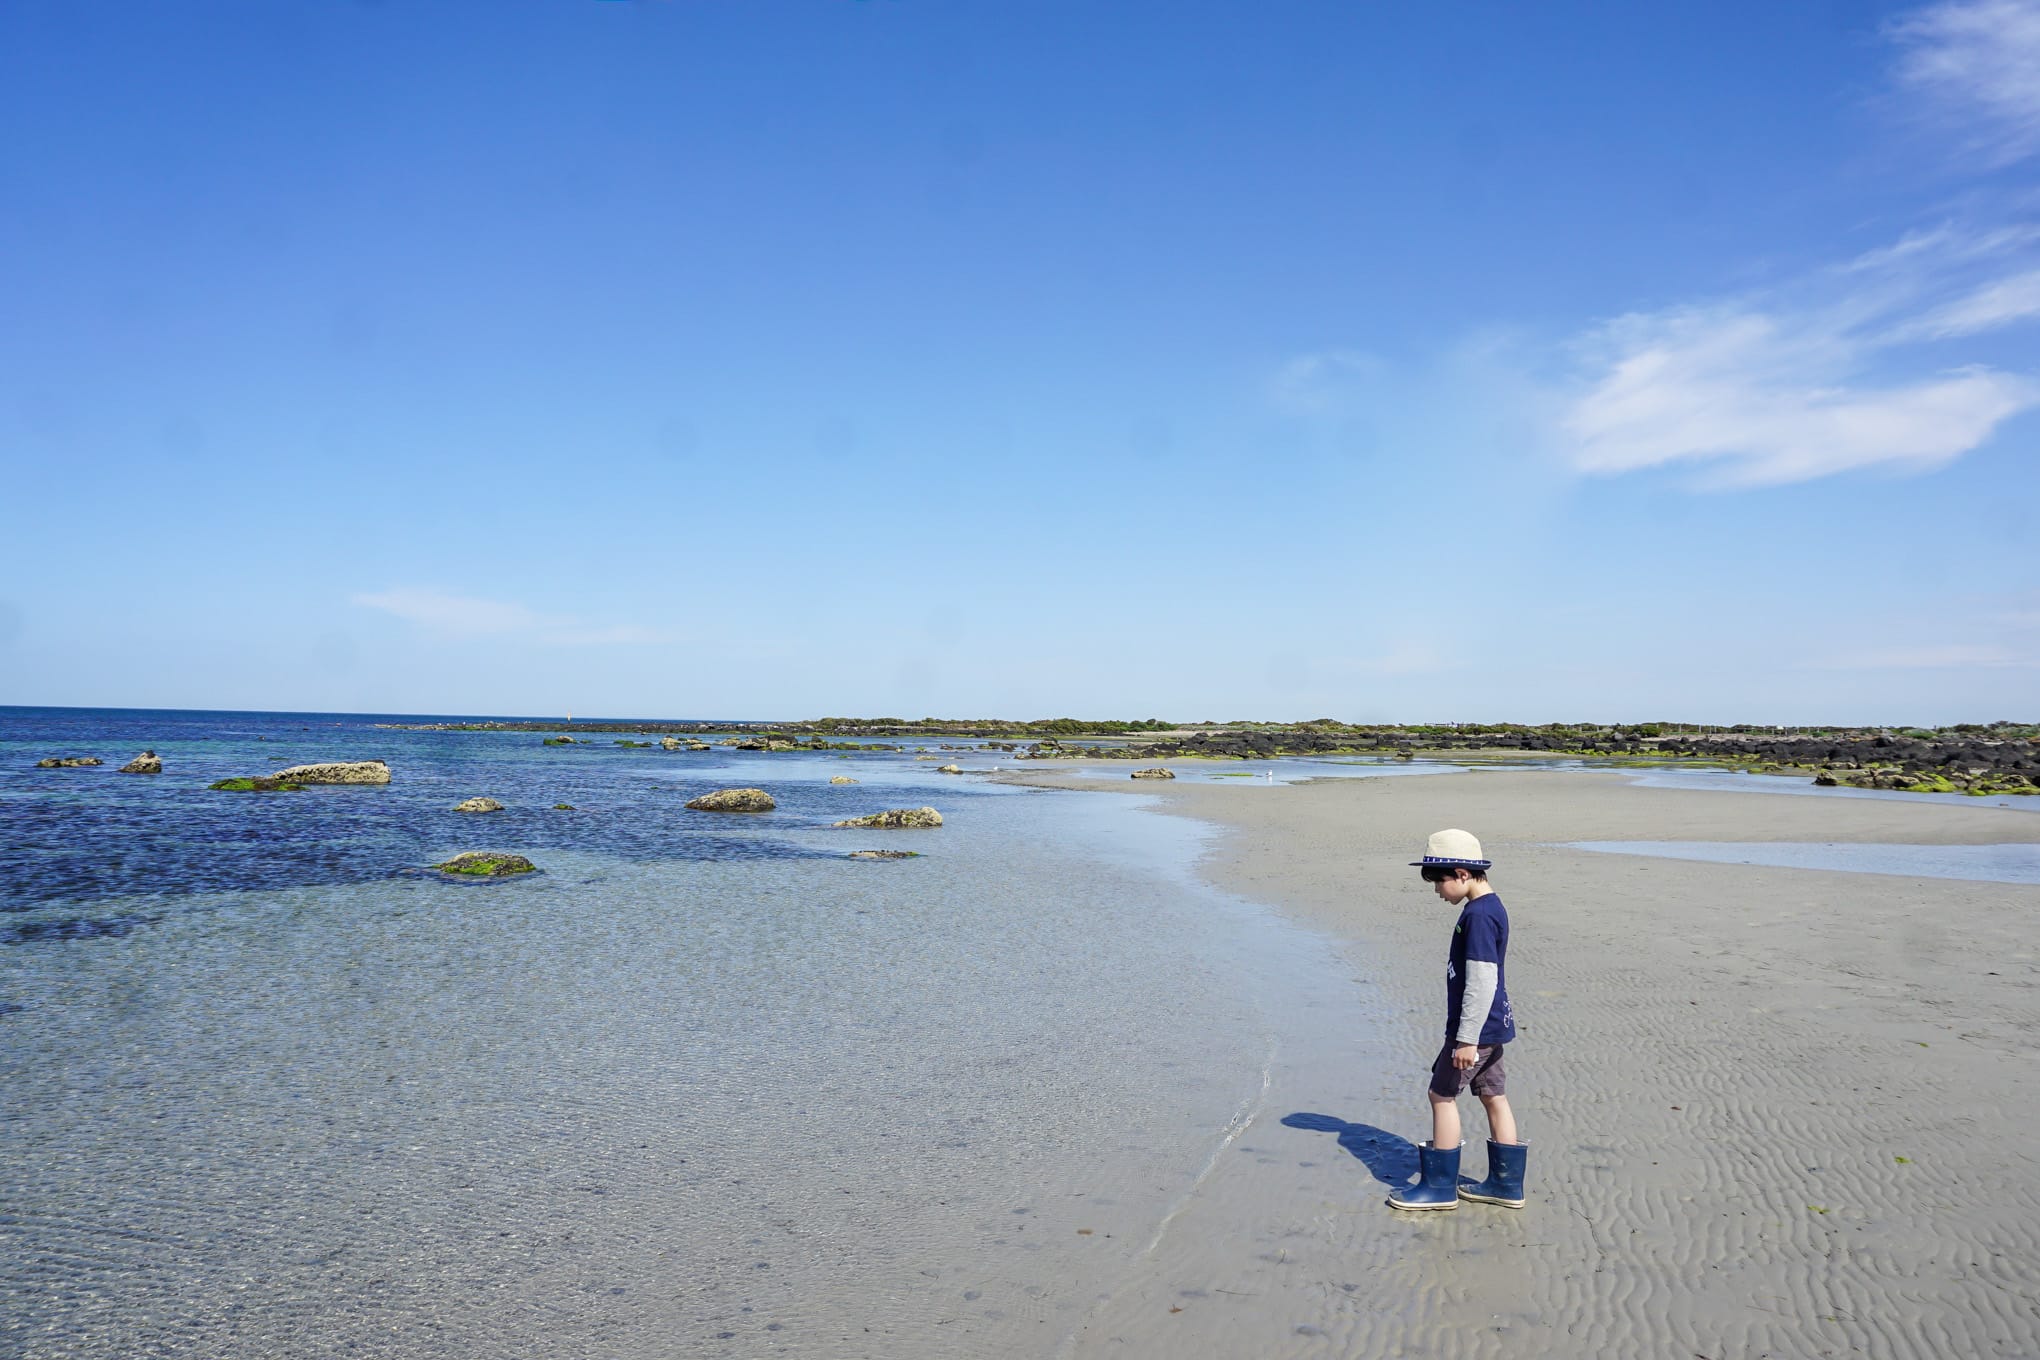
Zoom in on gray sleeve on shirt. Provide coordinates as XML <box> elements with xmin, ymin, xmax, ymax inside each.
<box><xmin>1456</xmin><ymin>961</ymin><xmax>1499</xmax><ymax>1046</ymax></box>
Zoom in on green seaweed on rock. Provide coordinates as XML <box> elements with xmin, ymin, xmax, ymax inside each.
<box><xmin>434</xmin><ymin>852</ymin><xmax>537</xmax><ymax>877</ymax></box>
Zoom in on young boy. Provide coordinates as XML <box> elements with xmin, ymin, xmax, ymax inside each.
<box><xmin>1387</xmin><ymin>828</ymin><xmax>1528</xmax><ymax>1211</ymax></box>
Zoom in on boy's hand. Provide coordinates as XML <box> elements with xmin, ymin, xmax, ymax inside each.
<box><xmin>1452</xmin><ymin>1044</ymin><xmax>1479</xmax><ymax>1069</ymax></box>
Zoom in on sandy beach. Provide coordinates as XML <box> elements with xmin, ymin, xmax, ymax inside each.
<box><xmin>999</xmin><ymin>766</ymin><xmax>2040</xmax><ymax>1360</ymax></box>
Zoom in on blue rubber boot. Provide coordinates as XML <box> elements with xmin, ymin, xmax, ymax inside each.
<box><xmin>1386</xmin><ymin>1141</ymin><xmax>1462</xmax><ymax>1211</ymax></box>
<box><xmin>1458</xmin><ymin>1139</ymin><xmax>1528</xmax><ymax>1208</ymax></box>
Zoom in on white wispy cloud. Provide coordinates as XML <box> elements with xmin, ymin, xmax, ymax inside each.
<box><xmin>1266</xmin><ymin>349</ymin><xmax>1383</xmax><ymax>415</ymax></box>
<box><xmin>1888</xmin><ymin>0</ymin><xmax>2040</xmax><ymax>166</ymax></box>
<box><xmin>1551</xmin><ymin>4</ymin><xmax>2040</xmax><ymax>487</ymax></box>
<box><xmin>1562</xmin><ymin>290</ymin><xmax>2040</xmax><ymax>487</ymax></box>
<box><xmin>1901</xmin><ymin>266</ymin><xmax>2040</xmax><ymax>338</ymax></box>
<box><xmin>351</xmin><ymin>588</ymin><xmax>672</xmax><ymax>647</ymax></box>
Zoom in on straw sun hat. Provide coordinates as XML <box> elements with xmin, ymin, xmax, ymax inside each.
<box><xmin>1410</xmin><ymin>828</ymin><xmax>1492</xmax><ymax>870</ymax></box>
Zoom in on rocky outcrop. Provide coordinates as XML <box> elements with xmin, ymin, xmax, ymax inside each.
<box><xmin>685</xmin><ymin>788</ymin><xmax>776</xmax><ymax>813</ymax></box>
<box><xmin>434</xmin><ymin>852</ymin><xmax>536</xmax><ymax>877</ymax></box>
<box><xmin>848</xmin><ymin>849</ymin><xmax>920</xmax><ymax>859</ymax></box>
<box><xmin>36</xmin><ymin>757</ymin><xmax>103</xmax><ymax>768</ymax></box>
<box><xmin>118</xmin><ymin>751</ymin><xmax>162</xmax><ymax>774</ymax></box>
<box><xmin>542</xmin><ymin>736</ymin><xmax>579</xmax><ymax>745</ymax></box>
<box><xmin>830</xmin><ymin>775</ymin><xmax>858</xmax><ymax>784</ymax></box>
<box><xmin>270</xmin><ymin>760</ymin><xmax>390</xmax><ymax>785</ymax></box>
<box><xmin>1130</xmin><ymin>767</ymin><xmax>1175</xmax><ymax>779</ymax></box>
<box><xmin>661</xmin><ymin>736</ymin><xmax>683</xmax><ymax>750</ymax></box>
<box><xmin>209</xmin><ymin>777</ymin><xmax>302</xmax><ymax>792</ymax></box>
<box><xmin>936</xmin><ymin>763</ymin><xmax>963</xmax><ymax>774</ymax></box>
<box><xmin>832</xmin><ymin>806</ymin><xmax>943</xmax><ymax>829</ymax></box>
<box><xmin>454</xmin><ymin>797</ymin><xmax>504</xmax><ymax>813</ymax></box>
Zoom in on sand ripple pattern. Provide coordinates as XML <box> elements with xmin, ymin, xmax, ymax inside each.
<box><xmin>1057</xmin><ymin>771</ymin><xmax>2040</xmax><ymax>1360</ymax></box>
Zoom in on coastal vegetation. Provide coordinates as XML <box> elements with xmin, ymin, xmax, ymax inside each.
<box><xmin>373</xmin><ymin>717</ymin><xmax>2040</xmax><ymax>794</ymax></box>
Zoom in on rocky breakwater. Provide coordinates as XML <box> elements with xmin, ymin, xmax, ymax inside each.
<box><xmin>832</xmin><ymin>807</ymin><xmax>943</xmax><ymax>829</ymax></box>
<box><xmin>684</xmin><ymin>788</ymin><xmax>777</xmax><ymax>813</ymax></box>
<box><xmin>118</xmin><ymin>751</ymin><xmax>162</xmax><ymax>774</ymax></box>
<box><xmin>36</xmin><ymin>757</ymin><xmax>103</xmax><ymax>768</ymax></box>
<box><xmin>271</xmin><ymin>760</ymin><xmax>391</xmax><ymax>785</ymax></box>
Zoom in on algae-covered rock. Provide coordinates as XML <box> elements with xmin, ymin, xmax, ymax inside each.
<box><xmin>848</xmin><ymin>849</ymin><xmax>921</xmax><ymax>860</ymax></box>
<box><xmin>616</xmin><ymin>740</ymin><xmax>654</xmax><ymax>748</ymax></box>
<box><xmin>119</xmin><ymin>751</ymin><xmax>162</xmax><ymax>774</ymax></box>
<box><xmin>936</xmin><ymin>763</ymin><xmax>963</xmax><ymax>774</ymax></box>
<box><xmin>829</xmin><ymin>775</ymin><xmax>858</xmax><ymax>784</ymax></box>
<box><xmin>833</xmin><ymin>806</ymin><xmax>943</xmax><ymax>829</ymax></box>
<box><xmin>1130</xmin><ymin>767</ymin><xmax>1176</xmax><ymax>779</ymax></box>
<box><xmin>454</xmin><ymin>797</ymin><xmax>505</xmax><ymax>813</ymax></box>
<box><xmin>209</xmin><ymin>777</ymin><xmax>303</xmax><ymax>792</ymax></box>
<box><xmin>685</xmin><ymin>788</ymin><xmax>777</xmax><ymax>813</ymax></box>
<box><xmin>271</xmin><ymin>760</ymin><xmax>389</xmax><ymax>785</ymax></box>
<box><xmin>36</xmin><ymin>757</ymin><xmax>103</xmax><ymax>768</ymax></box>
<box><xmin>542</xmin><ymin>736</ymin><xmax>578</xmax><ymax>746</ymax></box>
<box><xmin>553</xmin><ymin>803</ymin><xmax>576</xmax><ymax>811</ymax></box>
<box><xmin>661</xmin><ymin>736</ymin><xmax>683</xmax><ymax>750</ymax></box>
<box><xmin>434</xmin><ymin>852</ymin><xmax>536</xmax><ymax>877</ymax></box>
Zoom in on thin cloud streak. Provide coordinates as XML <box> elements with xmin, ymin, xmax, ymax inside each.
<box><xmin>1888</xmin><ymin>0</ymin><xmax>2040</xmax><ymax>167</ymax></box>
<box><xmin>1807</xmin><ymin>644</ymin><xmax>2040</xmax><ymax>670</ymax></box>
<box><xmin>351</xmin><ymin>588</ymin><xmax>673</xmax><ymax>647</ymax></box>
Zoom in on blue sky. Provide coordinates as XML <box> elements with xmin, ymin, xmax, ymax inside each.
<box><xmin>2</xmin><ymin>0</ymin><xmax>2036</xmax><ymax>723</ymax></box>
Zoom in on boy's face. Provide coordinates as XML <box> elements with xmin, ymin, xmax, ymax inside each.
<box><xmin>1424</xmin><ymin>868</ymin><xmax>1478</xmax><ymax>904</ymax></box>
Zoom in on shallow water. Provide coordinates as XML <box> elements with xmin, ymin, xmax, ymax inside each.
<box><xmin>1567</xmin><ymin>839</ymin><xmax>2040</xmax><ymax>884</ymax></box>
<box><xmin>0</xmin><ymin>707</ymin><xmax>1384</xmax><ymax>1358</ymax></box>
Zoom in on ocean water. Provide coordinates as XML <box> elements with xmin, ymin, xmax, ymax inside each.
<box><xmin>1567</xmin><ymin>838</ymin><xmax>2040</xmax><ymax>884</ymax></box>
<box><xmin>0</xmin><ymin>707</ymin><xmax>1383</xmax><ymax>1358</ymax></box>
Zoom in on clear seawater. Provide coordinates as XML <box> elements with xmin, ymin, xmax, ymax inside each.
<box><xmin>0</xmin><ymin>707</ymin><xmax>1384</xmax><ymax>1358</ymax></box>
<box><xmin>1567</xmin><ymin>839</ymin><xmax>2040</xmax><ymax>884</ymax></box>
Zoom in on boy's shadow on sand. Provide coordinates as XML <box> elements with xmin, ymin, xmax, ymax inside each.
<box><xmin>1282</xmin><ymin>1113</ymin><xmax>1418</xmax><ymax>1187</ymax></box>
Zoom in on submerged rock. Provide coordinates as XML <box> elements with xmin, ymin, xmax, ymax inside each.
<box><xmin>685</xmin><ymin>787</ymin><xmax>776</xmax><ymax>813</ymax></box>
<box><xmin>209</xmin><ymin>777</ymin><xmax>303</xmax><ymax>792</ymax></box>
<box><xmin>434</xmin><ymin>852</ymin><xmax>536</xmax><ymax>877</ymax></box>
<box><xmin>1130</xmin><ymin>767</ymin><xmax>1176</xmax><ymax>779</ymax></box>
<box><xmin>118</xmin><ymin>751</ymin><xmax>162</xmax><ymax>774</ymax></box>
<box><xmin>454</xmin><ymin>797</ymin><xmax>505</xmax><ymax>813</ymax></box>
<box><xmin>270</xmin><ymin>760</ymin><xmax>390</xmax><ymax>785</ymax></box>
<box><xmin>832</xmin><ymin>806</ymin><xmax>943</xmax><ymax>829</ymax></box>
<box><xmin>829</xmin><ymin>775</ymin><xmax>859</xmax><ymax>784</ymax></box>
<box><xmin>553</xmin><ymin>803</ymin><xmax>576</xmax><ymax>811</ymax></box>
<box><xmin>848</xmin><ymin>849</ymin><xmax>920</xmax><ymax>860</ymax></box>
<box><xmin>936</xmin><ymin>763</ymin><xmax>963</xmax><ymax>774</ymax></box>
<box><xmin>36</xmin><ymin>757</ymin><xmax>103</xmax><ymax>768</ymax></box>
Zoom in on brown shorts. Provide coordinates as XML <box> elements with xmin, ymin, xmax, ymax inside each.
<box><xmin>1429</xmin><ymin>1041</ymin><xmax>1506</xmax><ymax>1098</ymax></box>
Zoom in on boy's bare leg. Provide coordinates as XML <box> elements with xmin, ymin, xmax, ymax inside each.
<box><xmin>1480</xmin><ymin>1093</ymin><xmax>1518</xmax><ymax>1145</ymax></box>
<box><xmin>1428</xmin><ymin>1090</ymin><xmax>1461</xmax><ymax>1149</ymax></box>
